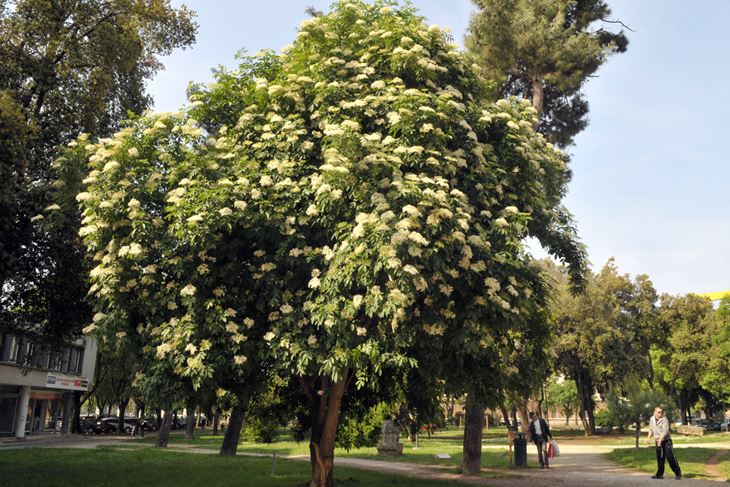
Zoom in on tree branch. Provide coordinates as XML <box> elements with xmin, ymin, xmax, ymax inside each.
<box><xmin>599</xmin><ymin>18</ymin><xmax>636</xmax><ymax>32</ymax></box>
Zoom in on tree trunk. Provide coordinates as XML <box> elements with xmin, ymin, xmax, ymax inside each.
<box><xmin>461</xmin><ymin>393</ymin><xmax>485</xmax><ymax>476</ymax></box>
<box><xmin>156</xmin><ymin>410</ymin><xmax>173</xmax><ymax>447</ymax></box>
<box><xmin>499</xmin><ymin>402</ymin><xmax>512</xmax><ymax>429</ymax></box>
<box><xmin>646</xmin><ymin>352</ymin><xmax>655</xmax><ymax>389</ymax></box>
<box><xmin>117</xmin><ymin>400</ymin><xmax>127</xmax><ymax>434</ymax></box>
<box><xmin>634</xmin><ymin>420</ymin><xmax>641</xmax><ymax>448</ymax></box>
<box><xmin>155</xmin><ymin>408</ymin><xmax>162</xmax><ymax>430</ymax></box>
<box><xmin>219</xmin><ymin>396</ymin><xmax>247</xmax><ymax>456</ymax></box>
<box><xmin>307</xmin><ymin>371</ymin><xmax>350</xmax><ymax>487</ymax></box>
<box><xmin>518</xmin><ymin>404</ymin><xmax>530</xmax><ymax>433</ymax></box>
<box><xmin>213</xmin><ymin>409</ymin><xmax>220</xmax><ymax>436</ymax></box>
<box><xmin>586</xmin><ymin>406</ymin><xmax>596</xmax><ymax>435</ymax></box>
<box><xmin>531</xmin><ymin>78</ymin><xmax>544</xmax><ymax>122</ymax></box>
<box><xmin>575</xmin><ymin>370</ymin><xmax>595</xmax><ymax>435</ymax></box>
<box><xmin>510</xmin><ymin>407</ymin><xmax>518</xmax><ymax>430</ymax></box>
<box><xmin>185</xmin><ymin>398</ymin><xmax>195</xmax><ymax>440</ymax></box>
<box><xmin>71</xmin><ymin>391</ymin><xmax>81</xmax><ymax>434</ymax></box>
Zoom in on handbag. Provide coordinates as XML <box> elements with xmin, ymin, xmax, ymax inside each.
<box><xmin>550</xmin><ymin>439</ymin><xmax>560</xmax><ymax>457</ymax></box>
<box><xmin>547</xmin><ymin>441</ymin><xmax>555</xmax><ymax>459</ymax></box>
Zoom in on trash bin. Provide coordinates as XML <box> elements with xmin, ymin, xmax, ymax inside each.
<box><xmin>513</xmin><ymin>432</ymin><xmax>527</xmax><ymax>468</ymax></box>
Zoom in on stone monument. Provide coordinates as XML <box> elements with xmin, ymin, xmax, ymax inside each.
<box><xmin>377</xmin><ymin>420</ymin><xmax>404</xmax><ymax>456</ymax></box>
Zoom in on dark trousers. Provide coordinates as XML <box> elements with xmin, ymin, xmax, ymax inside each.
<box><xmin>655</xmin><ymin>439</ymin><xmax>681</xmax><ymax>477</ymax></box>
<box><xmin>534</xmin><ymin>438</ymin><xmax>548</xmax><ymax>467</ymax></box>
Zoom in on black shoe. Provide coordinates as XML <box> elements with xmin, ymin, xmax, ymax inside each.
<box><xmin>540</xmin><ymin>465</ymin><xmax>545</xmax><ymax>469</ymax></box>
<box><xmin>675</xmin><ymin>476</ymin><xmax>682</xmax><ymax>480</ymax></box>
<box><xmin>652</xmin><ymin>475</ymin><xmax>663</xmax><ymax>479</ymax></box>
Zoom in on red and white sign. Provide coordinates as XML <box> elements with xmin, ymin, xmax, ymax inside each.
<box><xmin>45</xmin><ymin>373</ymin><xmax>89</xmax><ymax>391</ymax></box>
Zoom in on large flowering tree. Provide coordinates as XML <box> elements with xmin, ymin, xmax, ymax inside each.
<box><xmin>71</xmin><ymin>1</ymin><xmax>584</xmax><ymax>485</ymax></box>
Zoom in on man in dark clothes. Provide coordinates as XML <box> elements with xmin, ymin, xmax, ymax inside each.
<box><xmin>528</xmin><ymin>411</ymin><xmax>553</xmax><ymax>469</ymax></box>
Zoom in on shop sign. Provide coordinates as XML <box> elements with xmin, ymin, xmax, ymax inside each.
<box><xmin>45</xmin><ymin>373</ymin><xmax>89</xmax><ymax>391</ymax></box>
<box><xmin>29</xmin><ymin>390</ymin><xmax>62</xmax><ymax>400</ymax></box>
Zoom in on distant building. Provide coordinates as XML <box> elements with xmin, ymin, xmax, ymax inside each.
<box><xmin>698</xmin><ymin>290</ymin><xmax>729</xmax><ymax>309</ymax></box>
<box><xmin>0</xmin><ymin>333</ymin><xmax>97</xmax><ymax>438</ymax></box>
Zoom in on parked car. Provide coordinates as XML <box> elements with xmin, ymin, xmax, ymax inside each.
<box><xmin>140</xmin><ymin>418</ymin><xmax>157</xmax><ymax>431</ymax></box>
<box><xmin>720</xmin><ymin>420</ymin><xmax>730</xmax><ymax>432</ymax></box>
<box><xmin>98</xmin><ymin>417</ymin><xmax>136</xmax><ymax>434</ymax></box>
<box><xmin>79</xmin><ymin>418</ymin><xmax>102</xmax><ymax>434</ymax></box>
<box><xmin>694</xmin><ymin>419</ymin><xmax>722</xmax><ymax>431</ymax></box>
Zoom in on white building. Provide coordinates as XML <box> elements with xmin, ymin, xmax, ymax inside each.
<box><xmin>0</xmin><ymin>333</ymin><xmax>97</xmax><ymax>438</ymax></box>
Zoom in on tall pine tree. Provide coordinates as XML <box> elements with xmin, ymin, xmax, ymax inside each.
<box><xmin>466</xmin><ymin>0</ymin><xmax>628</xmax><ymax>147</ymax></box>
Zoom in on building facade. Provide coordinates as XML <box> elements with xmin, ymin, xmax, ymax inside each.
<box><xmin>0</xmin><ymin>333</ymin><xmax>97</xmax><ymax>438</ymax></box>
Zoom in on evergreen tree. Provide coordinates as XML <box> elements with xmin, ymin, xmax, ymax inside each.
<box><xmin>466</xmin><ymin>0</ymin><xmax>629</xmax><ymax>147</ymax></box>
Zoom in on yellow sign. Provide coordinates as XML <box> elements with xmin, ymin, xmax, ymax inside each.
<box><xmin>698</xmin><ymin>290</ymin><xmax>730</xmax><ymax>301</ymax></box>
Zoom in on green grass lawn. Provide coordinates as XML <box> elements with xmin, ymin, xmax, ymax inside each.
<box><xmin>0</xmin><ymin>447</ymin><xmax>464</xmax><ymax>487</ymax></box>
<box><xmin>606</xmin><ymin>447</ymin><xmax>729</xmax><ymax>480</ymax></box>
<box><xmin>140</xmin><ymin>430</ymin><xmax>512</xmax><ymax>471</ymax></box>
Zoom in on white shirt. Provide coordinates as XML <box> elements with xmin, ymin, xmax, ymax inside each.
<box><xmin>533</xmin><ymin>419</ymin><xmax>542</xmax><ymax>435</ymax></box>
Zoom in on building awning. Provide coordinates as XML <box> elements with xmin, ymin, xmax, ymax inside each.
<box><xmin>698</xmin><ymin>290</ymin><xmax>730</xmax><ymax>301</ymax></box>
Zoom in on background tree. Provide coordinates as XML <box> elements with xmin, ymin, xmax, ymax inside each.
<box><xmin>605</xmin><ymin>378</ymin><xmax>666</xmax><ymax>448</ymax></box>
<box><xmin>700</xmin><ymin>297</ymin><xmax>730</xmax><ymax>407</ymax></box>
<box><xmin>466</xmin><ymin>0</ymin><xmax>629</xmax><ymax>147</ymax></box>
<box><xmin>0</xmin><ymin>0</ymin><xmax>197</xmax><ymax>344</ymax></box>
<box><xmin>545</xmin><ymin>378</ymin><xmax>580</xmax><ymax>425</ymax></box>
<box><xmin>551</xmin><ymin>259</ymin><xmax>658</xmax><ymax>435</ymax></box>
<box><xmin>654</xmin><ymin>293</ymin><xmax>717</xmax><ymax>423</ymax></box>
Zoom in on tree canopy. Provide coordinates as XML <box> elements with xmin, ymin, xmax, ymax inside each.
<box><xmin>69</xmin><ymin>1</ymin><xmax>585</xmax><ymax>484</ymax></box>
<box><xmin>0</xmin><ymin>0</ymin><xmax>197</xmax><ymax>340</ymax></box>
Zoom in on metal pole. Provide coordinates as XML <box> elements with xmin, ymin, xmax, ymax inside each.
<box><xmin>271</xmin><ymin>451</ymin><xmax>276</xmax><ymax>477</ymax></box>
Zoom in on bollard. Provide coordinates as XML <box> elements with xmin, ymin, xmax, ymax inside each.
<box><xmin>271</xmin><ymin>451</ymin><xmax>277</xmax><ymax>477</ymax></box>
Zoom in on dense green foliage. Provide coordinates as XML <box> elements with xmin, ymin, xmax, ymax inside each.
<box><xmin>605</xmin><ymin>378</ymin><xmax>667</xmax><ymax>447</ymax></box>
<box><xmin>653</xmin><ymin>293</ymin><xmax>729</xmax><ymax>422</ymax></box>
<box><xmin>549</xmin><ymin>258</ymin><xmax>660</xmax><ymax>435</ymax></box>
<box><xmin>0</xmin><ymin>0</ymin><xmax>197</xmax><ymax>340</ymax></box>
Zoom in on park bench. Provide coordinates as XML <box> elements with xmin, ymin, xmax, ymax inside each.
<box><xmin>676</xmin><ymin>425</ymin><xmax>704</xmax><ymax>436</ymax></box>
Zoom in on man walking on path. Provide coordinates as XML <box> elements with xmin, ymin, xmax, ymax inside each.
<box><xmin>528</xmin><ymin>411</ymin><xmax>552</xmax><ymax>469</ymax></box>
<box><xmin>648</xmin><ymin>406</ymin><xmax>682</xmax><ymax>480</ymax></box>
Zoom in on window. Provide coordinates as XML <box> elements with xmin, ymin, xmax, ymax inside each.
<box><xmin>9</xmin><ymin>338</ymin><xmax>21</xmax><ymax>363</ymax></box>
<box><xmin>48</xmin><ymin>352</ymin><xmax>60</xmax><ymax>371</ymax></box>
<box><xmin>67</xmin><ymin>349</ymin><xmax>78</xmax><ymax>373</ymax></box>
<box><xmin>0</xmin><ymin>334</ymin><xmax>16</xmax><ymax>362</ymax></box>
<box><xmin>75</xmin><ymin>348</ymin><xmax>85</xmax><ymax>374</ymax></box>
<box><xmin>59</xmin><ymin>348</ymin><xmax>70</xmax><ymax>371</ymax></box>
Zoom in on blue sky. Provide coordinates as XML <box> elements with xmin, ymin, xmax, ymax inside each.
<box><xmin>148</xmin><ymin>0</ymin><xmax>729</xmax><ymax>296</ymax></box>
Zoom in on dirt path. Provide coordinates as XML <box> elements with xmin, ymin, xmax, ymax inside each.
<box><xmin>165</xmin><ymin>443</ymin><xmax>727</xmax><ymax>487</ymax></box>
<box><xmin>704</xmin><ymin>450</ymin><xmax>729</xmax><ymax>481</ymax></box>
